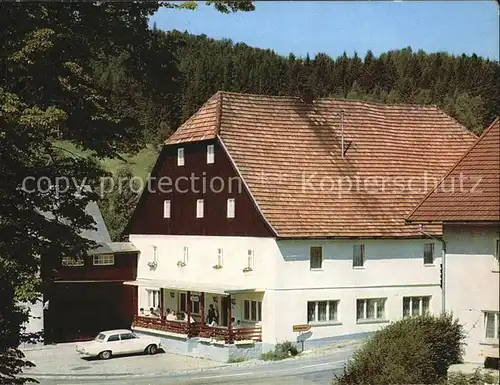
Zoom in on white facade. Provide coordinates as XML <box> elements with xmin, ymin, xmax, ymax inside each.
<box><xmin>130</xmin><ymin>234</ymin><xmax>443</xmax><ymax>346</ymax></box>
<box><xmin>444</xmin><ymin>224</ymin><xmax>499</xmax><ymax>363</ymax></box>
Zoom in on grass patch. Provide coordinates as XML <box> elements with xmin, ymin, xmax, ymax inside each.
<box><xmin>53</xmin><ymin>140</ymin><xmax>159</xmax><ymax>181</ymax></box>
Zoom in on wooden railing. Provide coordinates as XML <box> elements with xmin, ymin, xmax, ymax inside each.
<box><xmin>198</xmin><ymin>325</ymin><xmax>262</xmax><ymax>343</ymax></box>
<box><xmin>132</xmin><ymin>315</ymin><xmax>189</xmax><ymax>335</ymax></box>
<box><xmin>233</xmin><ymin>327</ymin><xmax>262</xmax><ymax>342</ymax></box>
<box><xmin>133</xmin><ymin>316</ymin><xmax>262</xmax><ymax>344</ymax></box>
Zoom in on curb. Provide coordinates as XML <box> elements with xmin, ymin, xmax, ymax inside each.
<box><xmin>24</xmin><ymin>364</ymin><xmax>232</xmax><ymax>380</ymax></box>
<box><xmin>25</xmin><ymin>344</ymin><xmax>360</xmax><ymax>380</ymax></box>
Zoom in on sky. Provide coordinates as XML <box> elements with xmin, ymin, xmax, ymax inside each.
<box><xmin>150</xmin><ymin>1</ymin><xmax>499</xmax><ymax>60</ymax></box>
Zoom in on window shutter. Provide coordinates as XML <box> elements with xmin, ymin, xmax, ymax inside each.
<box><xmin>207</xmin><ymin>144</ymin><xmax>215</xmax><ymax>164</ymax></box>
<box><xmin>177</xmin><ymin>147</ymin><xmax>185</xmax><ymax>166</ymax></box>
<box><xmin>163</xmin><ymin>200</ymin><xmax>171</xmax><ymax>218</ymax></box>
<box><xmin>227</xmin><ymin>198</ymin><xmax>235</xmax><ymax>218</ymax></box>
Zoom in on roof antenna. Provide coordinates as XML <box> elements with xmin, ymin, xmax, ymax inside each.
<box><xmin>340</xmin><ymin>110</ymin><xmax>345</xmax><ymax>159</ymax></box>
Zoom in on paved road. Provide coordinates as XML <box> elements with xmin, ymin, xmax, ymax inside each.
<box><xmin>37</xmin><ymin>347</ymin><xmax>354</xmax><ymax>385</ymax></box>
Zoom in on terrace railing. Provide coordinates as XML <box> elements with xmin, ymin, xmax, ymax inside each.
<box><xmin>133</xmin><ymin>315</ymin><xmax>189</xmax><ymax>335</ymax></box>
<box><xmin>199</xmin><ymin>325</ymin><xmax>262</xmax><ymax>344</ymax></box>
<box><xmin>133</xmin><ymin>315</ymin><xmax>262</xmax><ymax>344</ymax></box>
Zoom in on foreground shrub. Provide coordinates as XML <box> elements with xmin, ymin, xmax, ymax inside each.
<box><xmin>447</xmin><ymin>368</ymin><xmax>499</xmax><ymax>385</ymax></box>
<box><xmin>333</xmin><ymin>313</ymin><xmax>465</xmax><ymax>385</ymax></box>
<box><xmin>260</xmin><ymin>340</ymin><xmax>299</xmax><ymax>361</ymax></box>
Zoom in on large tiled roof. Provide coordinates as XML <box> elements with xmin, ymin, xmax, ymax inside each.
<box><xmin>166</xmin><ymin>92</ymin><xmax>477</xmax><ymax>237</ymax></box>
<box><xmin>407</xmin><ymin>118</ymin><xmax>499</xmax><ymax>223</ymax></box>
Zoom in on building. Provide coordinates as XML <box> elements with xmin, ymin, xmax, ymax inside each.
<box><xmin>124</xmin><ymin>92</ymin><xmax>477</xmax><ymax>358</ymax></box>
<box><xmin>22</xmin><ymin>201</ymin><xmax>139</xmax><ymax>345</ymax></box>
<box><xmin>407</xmin><ymin>118</ymin><xmax>499</xmax><ymax>364</ymax></box>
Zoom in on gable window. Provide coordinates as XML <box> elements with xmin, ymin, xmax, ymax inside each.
<box><xmin>247</xmin><ymin>249</ymin><xmax>254</xmax><ymax>270</ymax></box>
<box><xmin>484</xmin><ymin>311</ymin><xmax>499</xmax><ymax>340</ymax></box>
<box><xmin>163</xmin><ymin>200</ymin><xmax>171</xmax><ymax>219</ymax></box>
<box><xmin>353</xmin><ymin>244</ymin><xmax>365</xmax><ymax>267</ymax></box>
<box><xmin>180</xmin><ymin>292</ymin><xmax>200</xmax><ymax>314</ymax></box>
<box><xmin>196</xmin><ymin>199</ymin><xmax>204</xmax><ymax>218</ymax></box>
<box><xmin>307</xmin><ymin>300</ymin><xmax>339</xmax><ymax>323</ymax></box>
<box><xmin>207</xmin><ymin>144</ymin><xmax>215</xmax><ymax>164</ymax></box>
<box><xmin>217</xmin><ymin>248</ymin><xmax>224</xmax><ymax>266</ymax></box>
<box><xmin>403</xmin><ymin>296</ymin><xmax>431</xmax><ymax>317</ymax></box>
<box><xmin>177</xmin><ymin>148</ymin><xmax>185</xmax><ymax>166</ymax></box>
<box><xmin>61</xmin><ymin>256</ymin><xmax>84</xmax><ymax>267</ymax></box>
<box><xmin>227</xmin><ymin>198</ymin><xmax>235</xmax><ymax>218</ymax></box>
<box><xmin>424</xmin><ymin>243</ymin><xmax>435</xmax><ymax>265</ymax></box>
<box><xmin>93</xmin><ymin>254</ymin><xmax>114</xmax><ymax>266</ymax></box>
<box><xmin>243</xmin><ymin>300</ymin><xmax>262</xmax><ymax>322</ymax></box>
<box><xmin>310</xmin><ymin>246</ymin><xmax>323</xmax><ymax>269</ymax></box>
<box><xmin>183</xmin><ymin>246</ymin><xmax>189</xmax><ymax>264</ymax></box>
<box><xmin>494</xmin><ymin>239</ymin><xmax>499</xmax><ymax>271</ymax></box>
<box><xmin>146</xmin><ymin>289</ymin><xmax>160</xmax><ymax>308</ymax></box>
<box><xmin>357</xmin><ymin>298</ymin><xmax>386</xmax><ymax>322</ymax></box>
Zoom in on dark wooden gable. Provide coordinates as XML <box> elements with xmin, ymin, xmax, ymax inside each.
<box><xmin>126</xmin><ymin>139</ymin><xmax>274</xmax><ymax>237</ymax></box>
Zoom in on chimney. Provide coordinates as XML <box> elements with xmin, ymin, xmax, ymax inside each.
<box><xmin>300</xmin><ymin>89</ymin><xmax>314</xmax><ymax>104</ymax></box>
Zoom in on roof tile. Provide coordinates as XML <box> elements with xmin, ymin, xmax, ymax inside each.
<box><xmin>408</xmin><ymin>118</ymin><xmax>500</xmax><ymax>222</ymax></box>
<box><xmin>166</xmin><ymin>92</ymin><xmax>478</xmax><ymax>237</ymax></box>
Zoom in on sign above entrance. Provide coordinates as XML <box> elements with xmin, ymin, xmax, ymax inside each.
<box><xmin>292</xmin><ymin>324</ymin><xmax>311</xmax><ymax>333</ymax></box>
<box><xmin>190</xmin><ymin>295</ymin><xmax>200</xmax><ymax>302</ymax></box>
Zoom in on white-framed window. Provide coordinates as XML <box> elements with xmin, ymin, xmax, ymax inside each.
<box><xmin>207</xmin><ymin>144</ymin><xmax>215</xmax><ymax>164</ymax></box>
<box><xmin>177</xmin><ymin>147</ymin><xmax>185</xmax><ymax>166</ymax></box>
<box><xmin>357</xmin><ymin>298</ymin><xmax>387</xmax><ymax>321</ymax></box>
<box><xmin>61</xmin><ymin>256</ymin><xmax>84</xmax><ymax>267</ymax></box>
<box><xmin>93</xmin><ymin>254</ymin><xmax>114</xmax><ymax>266</ymax></box>
<box><xmin>227</xmin><ymin>198</ymin><xmax>235</xmax><ymax>218</ymax></box>
<box><xmin>196</xmin><ymin>199</ymin><xmax>204</xmax><ymax>218</ymax></box>
<box><xmin>310</xmin><ymin>246</ymin><xmax>323</xmax><ymax>269</ymax></box>
<box><xmin>180</xmin><ymin>292</ymin><xmax>200</xmax><ymax>314</ymax></box>
<box><xmin>484</xmin><ymin>311</ymin><xmax>499</xmax><ymax>340</ymax></box>
<box><xmin>217</xmin><ymin>248</ymin><xmax>224</xmax><ymax>266</ymax></box>
<box><xmin>494</xmin><ymin>239</ymin><xmax>499</xmax><ymax>271</ymax></box>
<box><xmin>146</xmin><ymin>289</ymin><xmax>160</xmax><ymax>308</ymax></box>
<box><xmin>247</xmin><ymin>249</ymin><xmax>254</xmax><ymax>269</ymax></box>
<box><xmin>183</xmin><ymin>246</ymin><xmax>189</xmax><ymax>264</ymax></box>
<box><xmin>353</xmin><ymin>244</ymin><xmax>365</xmax><ymax>267</ymax></box>
<box><xmin>403</xmin><ymin>296</ymin><xmax>431</xmax><ymax>317</ymax></box>
<box><xmin>307</xmin><ymin>300</ymin><xmax>339</xmax><ymax>323</ymax></box>
<box><xmin>244</xmin><ymin>300</ymin><xmax>262</xmax><ymax>322</ymax></box>
<box><xmin>424</xmin><ymin>243</ymin><xmax>435</xmax><ymax>265</ymax></box>
<box><xmin>163</xmin><ymin>200</ymin><xmax>171</xmax><ymax>219</ymax></box>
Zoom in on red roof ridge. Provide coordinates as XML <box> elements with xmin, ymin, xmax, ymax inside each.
<box><xmin>407</xmin><ymin>117</ymin><xmax>499</xmax><ymax>222</ymax></box>
<box><xmin>215</xmin><ymin>90</ymin><xmax>463</xmax><ymax>112</ymax></box>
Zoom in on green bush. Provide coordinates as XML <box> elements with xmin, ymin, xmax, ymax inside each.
<box><xmin>260</xmin><ymin>340</ymin><xmax>300</xmax><ymax>361</ymax></box>
<box><xmin>447</xmin><ymin>368</ymin><xmax>499</xmax><ymax>385</ymax></box>
<box><xmin>333</xmin><ymin>314</ymin><xmax>465</xmax><ymax>385</ymax></box>
<box><xmin>228</xmin><ymin>356</ymin><xmax>246</xmax><ymax>363</ymax></box>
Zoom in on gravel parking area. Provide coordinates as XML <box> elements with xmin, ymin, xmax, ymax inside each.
<box><xmin>22</xmin><ymin>342</ymin><xmax>221</xmax><ymax>377</ymax></box>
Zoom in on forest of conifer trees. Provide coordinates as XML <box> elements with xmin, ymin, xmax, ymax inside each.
<box><xmin>93</xmin><ymin>28</ymin><xmax>499</xmax><ymax>145</ymax></box>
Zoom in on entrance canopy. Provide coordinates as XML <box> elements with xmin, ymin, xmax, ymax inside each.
<box><xmin>123</xmin><ymin>278</ymin><xmax>264</xmax><ymax>295</ymax></box>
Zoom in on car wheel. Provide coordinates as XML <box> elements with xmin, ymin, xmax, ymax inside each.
<box><xmin>99</xmin><ymin>350</ymin><xmax>112</xmax><ymax>360</ymax></box>
<box><xmin>146</xmin><ymin>344</ymin><xmax>158</xmax><ymax>355</ymax></box>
